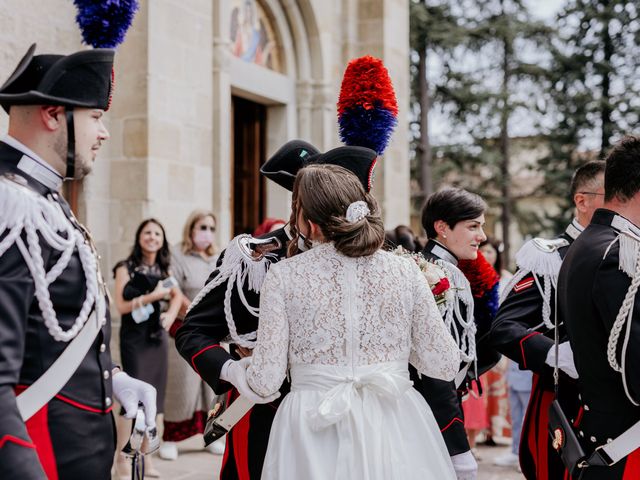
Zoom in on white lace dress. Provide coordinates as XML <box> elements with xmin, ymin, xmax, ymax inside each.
<box><xmin>246</xmin><ymin>243</ymin><xmax>460</xmax><ymax>480</ymax></box>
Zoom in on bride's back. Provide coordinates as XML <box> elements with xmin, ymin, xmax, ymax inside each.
<box><xmin>266</xmin><ymin>242</ymin><xmax>420</xmax><ymax>367</ymax></box>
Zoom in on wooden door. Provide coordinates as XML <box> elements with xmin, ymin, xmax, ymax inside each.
<box><xmin>231</xmin><ymin>96</ymin><xmax>266</xmax><ymax>235</ymax></box>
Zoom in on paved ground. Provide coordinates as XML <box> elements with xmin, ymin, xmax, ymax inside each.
<box><xmin>112</xmin><ymin>435</ymin><xmax>525</xmax><ymax>479</ymax></box>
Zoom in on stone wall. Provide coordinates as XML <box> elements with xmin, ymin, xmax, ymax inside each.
<box><xmin>0</xmin><ymin>0</ymin><xmax>412</xmax><ymax>266</ymax></box>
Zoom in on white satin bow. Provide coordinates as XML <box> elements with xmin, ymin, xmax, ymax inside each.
<box><xmin>307</xmin><ymin>369</ymin><xmax>413</xmax><ymax>431</ymax></box>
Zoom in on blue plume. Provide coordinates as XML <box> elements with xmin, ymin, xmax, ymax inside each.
<box><xmin>486</xmin><ymin>283</ymin><xmax>500</xmax><ymax>319</ymax></box>
<box><xmin>74</xmin><ymin>0</ymin><xmax>139</xmax><ymax>48</ymax></box>
<box><xmin>338</xmin><ymin>105</ymin><xmax>398</xmax><ymax>155</ymax></box>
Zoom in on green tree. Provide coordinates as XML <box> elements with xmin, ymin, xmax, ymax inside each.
<box><xmin>409</xmin><ymin>0</ymin><xmax>467</xmax><ymax>203</ymax></box>
<box><xmin>538</xmin><ymin>0</ymin><xmax>640</xmax><ymax>231</ymax></box>
<box><xmin>434</xmin><ymin>0</ymin><xmax>552</xmax><ymax>262</ymax></box>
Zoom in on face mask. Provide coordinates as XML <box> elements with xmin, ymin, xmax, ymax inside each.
<box><xmin>193</xmin><ymin>230</ymin><xmax>214</xmax><ymax>250</ymax></box>
<box><xmin>297</xmin><ymin>232</ymin><xmax>309</xmax><ymax>252</ymax></box>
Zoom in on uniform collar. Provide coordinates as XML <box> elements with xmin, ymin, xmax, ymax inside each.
<box><xmin>2</xmin><ymin>135</ymin><xmax>63</xmax><ymax>191</ymax></box>
<box><xmin>564</xmin><ymin>218</ymin><xmax>584</xmax><ymax>241</ymax></box>
<box><xmin>425</xmin><ymin>239</ymin><xmax>458</xmax><ymax>266</ymax></box>
<box><xmin>592</xmin><ymin>209</ymin><xmax>640</xmax><ymax>237</ymax></box>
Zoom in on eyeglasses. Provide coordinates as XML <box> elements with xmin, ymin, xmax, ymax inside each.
<box><xmin>577</xmin><ymin>192</ymin><xmax>605</xmax><ymax>196</ymax></box>
<box><xmin>198</xmin><ymin>225</ymin><xmax>216</xmax><ymax>232</ymax></box>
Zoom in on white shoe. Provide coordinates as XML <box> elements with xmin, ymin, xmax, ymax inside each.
<box><xmin>493</xmin><ymin>452</ymin><xmax>519</xmax><ymax>467</ymax></box>
<box><xmin>205</xmin><ymin>437</ymin><xmax>226</xmax><ymax>455</ymax></box>
<box><xmin>158</xmin><ymin>441</ymin><xmax>178</xmax><ymax>461</ymax></box>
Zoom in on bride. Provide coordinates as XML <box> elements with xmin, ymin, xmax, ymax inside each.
<box><xmin>244</xmin><ymin>164</ymin><xmax>459</xmax><ymax>479</ymax></box>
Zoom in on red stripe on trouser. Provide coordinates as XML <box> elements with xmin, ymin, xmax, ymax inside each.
<box><xmin>24</xmin><ymin>402</ymin><xmax>58</xmax><ymax>480</ymax></box>
<box><xmin>536</xmin><ymin>390</ymin><xmax>554</xmax><ymax>480</ymax></box>
<box><xmin>623</xmin><ymin>447</ymin><xmax>640</xmax><ymax>479</ymax></box>
<box><xmin>525</xmin><ymin>375</ymin><xmax>541</xmax><ymax>471</ymax></box>
<box><xmin>232</xmin><ymin>391</ymin><xmax>253</xmax><ymax>480</ymax></box>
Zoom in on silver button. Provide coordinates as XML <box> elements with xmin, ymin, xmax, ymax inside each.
<box><xmin>579</xmin><ymin>431</ymin><xmax>584</xmax><ymax>437</ymax></box>
<box><xmin>99</xmin><ymin>344</ymin><xmax>106</xmax><ymax>353</ymax></box>
<box><xmin>607</xmin><ymin>438</ymin><xmax>613</xmax><ymax>444</ymax></box>
<box><xmin>584</xmin><ymin>404</ymin><xmax>590</xmax><ymax>411</ymax></box>
<box><xmin>590</xmin><ymin>436</ymin><xmax>597</xmax><ymax>443</ymax></box>
<box><xmin>101</xmin><ymin>318</ymin><xmax>107</xmax><ymax>326</ymax></box>
<box><xmin>105</xmin><ymin>397</ymin><xmax>112</xmax><ymax>407</ymax></box>
<box><xmin>103</xmin><ymin>370</ymin><xmax>110</xmax><ymax>380</ymax></box>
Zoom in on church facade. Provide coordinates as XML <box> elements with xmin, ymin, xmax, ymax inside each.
<box><xmin>0</xmin><ymin>0</ymin><xmax>410</xmax><ymax>271</ymax></box>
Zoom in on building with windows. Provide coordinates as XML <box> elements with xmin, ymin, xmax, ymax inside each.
<box><xmin>0</xmin><ymin>0</ymin><xmax>411</xmax><ymax>272</ymax></box>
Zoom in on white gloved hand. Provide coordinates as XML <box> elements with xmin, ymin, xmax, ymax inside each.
<box><xmin>112</xmin><ymin>371</ymin><xmax>157</xmax><ymax>427</ymax></box>
<box><xmin>221</xmin><ymin>357</ymin><xmax>280</xmax><ymax>404</ymax></box>
<box><xmin>545</xmin><ymin>341</ymin><xmax>579</xmax><ymax>379</ymax></box>
<box><xmin>450</xmin><ymin>450</ymin><xmax>478</xmax><ymax>480</ymax></box>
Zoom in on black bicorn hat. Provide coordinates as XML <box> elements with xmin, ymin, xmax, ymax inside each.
<box><xmin>261</xmin><ymin>140</ymin><xmax>378</xmax><ymax>193</ymax></box>
<box><xmin>0</xmin><ymin>44</ymin><xmax>115</xmax><ymax>113</ymax></box>
<box><xmin>306</xmin><ymin>146</ymin><xmax>377</xmax><ymax>194</ymax></box>
<box><xmin>260</xmin><ymin>140</ymin><xmax>319</xmax><ymax>192</ymax></box>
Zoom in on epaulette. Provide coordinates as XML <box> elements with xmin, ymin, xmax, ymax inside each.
<box><xmin>531</xmin><ymin>237</ymin><xmax>570</xmax><ymax>253</ymax></box>
<box><xmin>616</xmin><ymin>230</ymin><xmax>640</xmax><ymax>278</ymax></box>
<box><xmin>0</xmin><ymin>174</ymin><xmax>71</xmax><ymax>257</ymax></box>
<box><xmin>499</xmin><ymin>237</ymin><xmax>569</xmax><ymax>329</ymax></box>
<box><xmin>187</xmin><ymin>233</ymin><xmax>282</xmax><ymax>349</ymax></box>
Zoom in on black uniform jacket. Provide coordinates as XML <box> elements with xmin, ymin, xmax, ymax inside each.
<box><xmin>490</xmin><ymin>224</ymin><xmax>581</xmax><ymax>480</ymax></box>
<box><xmin>176</xmin><ymin>227</ymin><xmax>291</xmax><ymax>395</ymax></box>
<box><xmin>0</xmin><ymin>141</ymin><xmax>114</xmax><ymax>479</ymax></box>
<box><xmin>491</xmin><ymin>227</ymin><xmax>579</xmax><ymax>376</ymax></box>
<box><xmin>176</xmin><ymin>227</ymin><xmax>291</xmax><ymax>480</ymax></box>
<box><xmin>558</xmin><ymin>209</ymin><xmax>640</xmax><ymax>479</ymax></box>
<box><xmin>410</xmin><ymin>239</ymin><xmax>498</xmax><ymax>457</ymax></box>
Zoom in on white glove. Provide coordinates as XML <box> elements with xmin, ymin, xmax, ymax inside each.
<box><xmin>112</xmin><ymin>371</ymin><xmax>157</xmax><ymax>427</ymax></box>
<box><xmin>450</xmin><ymin>451</ymin><xmax>477</xmax><ymax>480</ymax></box>
<box><xmin>220</xmin><ymin>357</ymin><xmax>280</xmax><ymax>404</ymax></box>
<box><xmin>545</xmin><ymin>341</ymin><xmax>579</xmax><ymax>379</ymax></box>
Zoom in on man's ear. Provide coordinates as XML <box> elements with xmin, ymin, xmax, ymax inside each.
<box><xmin>573</xmin><ymin>193</ymin><xmax>587</xmax><ymax>214</ymax></box>
<box><xmin>39</xmin><ymin>105</ymin><xmax>65</xmax><ymax>131</ymax></box>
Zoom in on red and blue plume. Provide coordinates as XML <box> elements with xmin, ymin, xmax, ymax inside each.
<box><xmin>74</xmin><ymin>0</ymin><xmax>139</xmax><ymax>48</ymax></box>
<box><xmin>459</xmin><ymin>251</ymin><xmax>501</xmax><ymax>335</ymax></box>
<box><xmin>337</xmin><ymin>56</ymin><xmax>398</xmax><ymax>155</ymax></box>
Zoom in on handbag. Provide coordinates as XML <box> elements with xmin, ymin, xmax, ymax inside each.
<box><xmin>547</xmin><ymin>288</ymin><xmax>587</xmax><ymax>477</ymax></box>
<box><xmin>548</xmin><ymin>398</ymin><xmax>587</xmax><ymax>477</ymax></box>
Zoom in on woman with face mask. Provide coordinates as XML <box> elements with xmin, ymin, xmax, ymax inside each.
<box><xmin>159</xmin><ymin>210</ymin><xmax>222</xmax><ymax>461</ymax></box>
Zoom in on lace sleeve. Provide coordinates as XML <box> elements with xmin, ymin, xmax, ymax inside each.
<box><xmin>246</xmin><ymin>266</ymin><xmax>289</xmax><ymax>397</ymax></box>
<box><xmin>408</xmin><ymin>263</ymin><xmax>460</xmax><ymax>381</ymax></box>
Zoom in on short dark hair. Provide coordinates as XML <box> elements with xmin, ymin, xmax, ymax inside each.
<box><xmin>421</xmin><ymin>188</ymin><xmax>487</xmax><ymax>238</ymax></box>
<box><xmin>604</xmin><ymin>136</ymin><xmax>640</xmax><ymax>202</ymax></box>
<box><xmin>570</xmin><ymin>160</ymin><xmax>605</xmax><ymax>198</ymax></box>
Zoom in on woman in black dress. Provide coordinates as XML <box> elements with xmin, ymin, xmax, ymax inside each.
<box><xmin>113</xmin><ymin>218</ymin><xmax>183</xmax><ymax>476</ymax></box>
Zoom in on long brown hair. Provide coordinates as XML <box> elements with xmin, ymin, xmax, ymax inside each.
<box><xmin>181</xmin><ymin>209</ymin><xmax>218</xmax><ymax>256</ymax></box>
<box><xmin>288</xmin><ymin>164</ymin><xmax>384</xmax><ymax>258</ymax></box>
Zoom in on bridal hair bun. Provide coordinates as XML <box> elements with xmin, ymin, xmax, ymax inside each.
<box><xmin>346</xmin><ymin>201</ymin><xmax>370</xmax><ymax>223</ymax></box>
<box><xmin>290</xmin><ymin>164</ymin><xmax>384</xmax><ymax>258</ymax></box>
